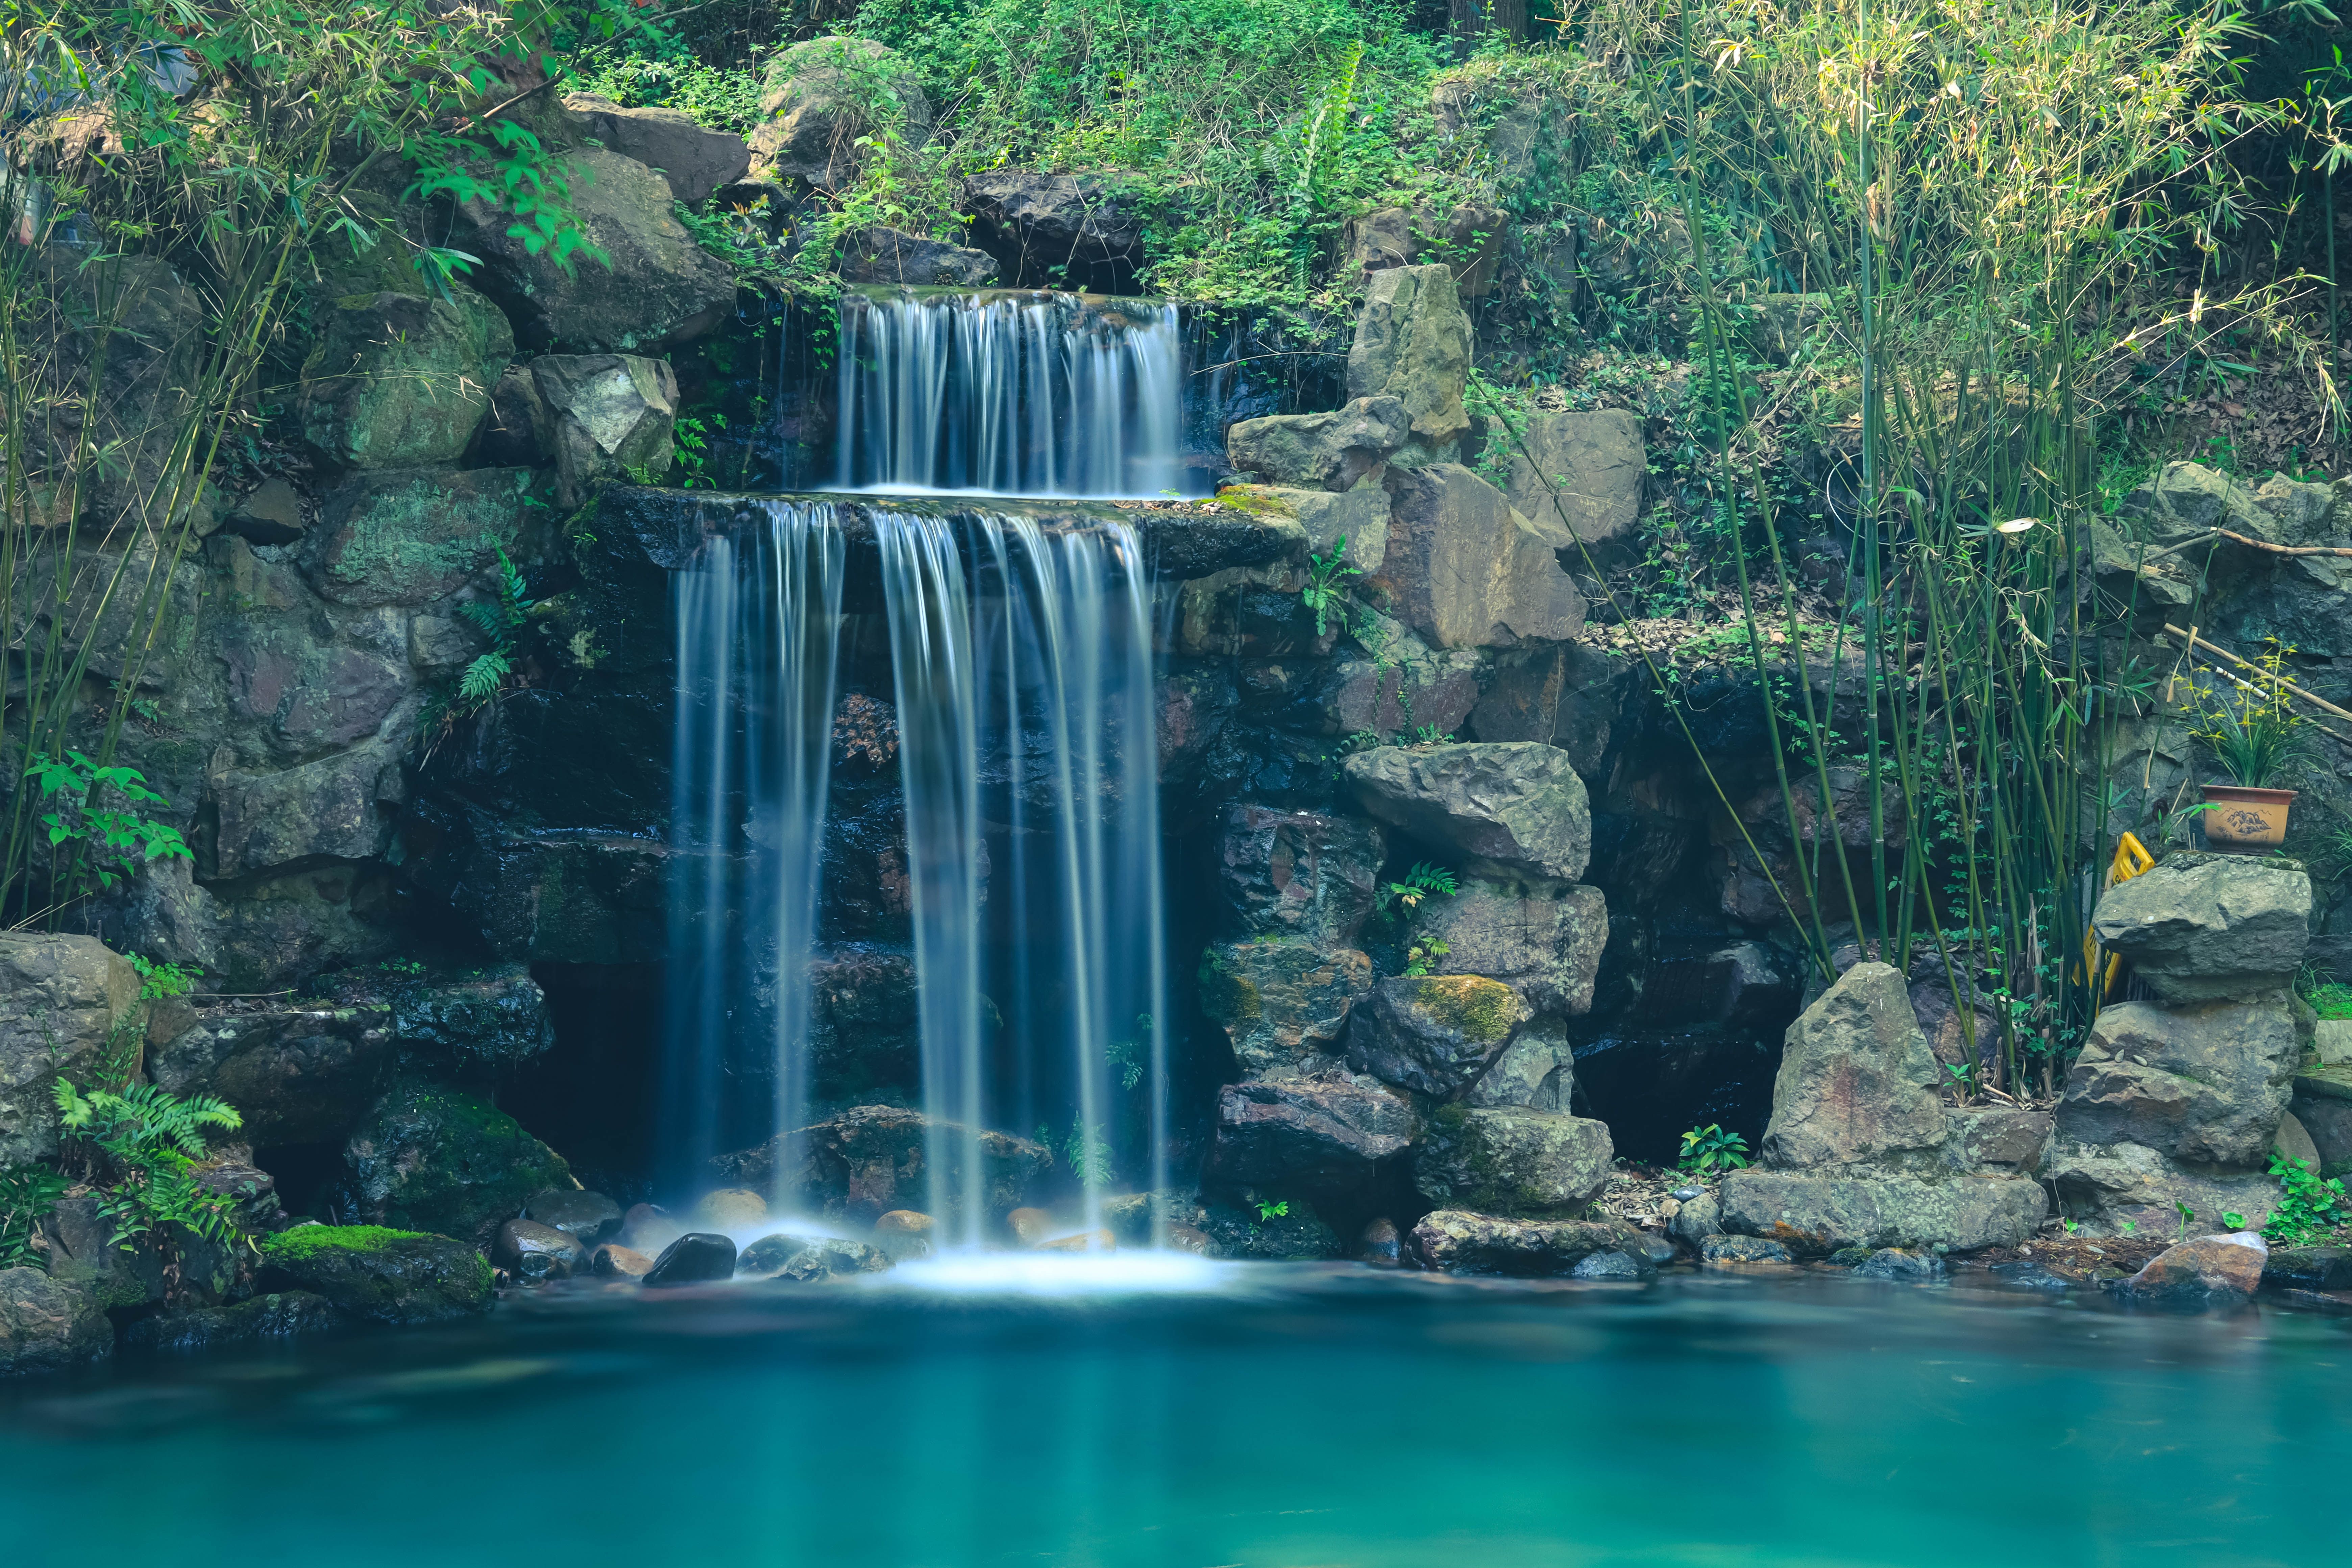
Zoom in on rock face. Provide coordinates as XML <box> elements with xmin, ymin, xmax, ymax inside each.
<box><xmin>1370</xmin><ymin>465</ymin><xmax>1587</xmax><ymax>648</ymax></box>
<box><xmin>1760</xmin><ymin>962</ymin><xmax>1947</xmax><ymax>1171</ymax></box>
<box><xmin>1194</xmin><ymin>1200</ymin><xmax>1342</xmax><ymax>1260</ymax></box>
<box><xmin>125</xmin><ymin>1291</ymin><xmax>341</xmax><ymax>1351</ymax></box>
<box><xmin>1224</xmin><ymin>396</ymin><xmax>1409</xmax><ymax>491</ymax></box>
<box><xmin>963</xmin><ymin>172</ymin><xmax>1144</xmax><ymax>290</ymax></box>
<box><xmin>1718</xmin><ymin>1171</ymin><xmax>2047</xmax><ymax>1253</ymax></box>
<box><xmin>751</xmin><ymin>38</ymin><xmax>930</xmax><ymax>191</ymax></box>
<box><xmin>838</xmin><ymin>228</ymin><xmax>1000</xmax><ymax>286</ymax></box>
<box><xmin>1410</xmin><ymin>1211</ymin><xmax>1631</xmax><ymax>1275</ymax></box>
<box><xmin>2090</xmin><ymin>855</ymin><xmax>2310</xmax><ymax>1002</ymax></box>
<box><xmin>2114</xmin><ymin>1233</ymin><xmax>2267</xmax><ymax>1307</ymax></box>
<box><xmin>2055</xmin><ymin>996</ymin><xmax>2301</xmax><ymax>1167</ymax></box>
<box><xmin>1199</xmin><ymin>942</ymin><xmax>1374</xmax><ymax>1079</ymax></box>
<box><xmin>1217</xmin><ymin>806</ymin><xmax>1385</xmax><ymax>946</ymax></box>
<box><xmin>713</xmin><ymin>1105</ymin><xmax>1049</xmax><ymax>1224</ymax></box>
<box><xmin>342</xmin><ymin>1078</ymin><xmax>574</xmax><ymax>1248</ymax></box>
<box><xmin>1206</xmin><ymin>1074</ymin><xmax>1416</xmax><ymax>1186</ymax></box>
<box><xmin>562</xmin><ymin>94</ymin><xmax>750</xmax><ymax>206</ymax></box>
<box><xmin>530</xmin><ymin>353</ymin><xmax>680</xmax><ymax>507</ymax></box>
<box><xmin>0</xmin><ymin>933</ymin><xmax>142</xmax><ymax>1165</ymax></box>
<box><xmin>1501</xmin><ymin>409</ymin><xmax>1645</xmax><ymax>564</ymax></box>
<box><xmin>202</xmin><ymin>741</ymin><xmax>403</xmax><ymax>880</ymax></box>
<box><xmin>149</xmin><ymin>1005</ymin><xmax>393</xmax><ymax>1146</ymax></box>
<box><xmin>458</xmin><ymin>146</ymin><xmax>737</xmax><ymax>353</ymax></box>
<box><xmin>1346</xmin><ymin>265</ymin><xmax>1471</xmax><ymax>450</ymax></box>
<box><xmin>0</xmin><ymin>1268</ymin><xmax>112</xmax><ymax>1375</ymax></box>
<box><xmin>299</xmin><ymin>287</ymin><xmax>513</xmax><ymax>468</ymax></box>
<box><xmin>255</xmin><ymin>1226</ymin><xmax>492</xmax><ymax>1324</ymax></box>
<box><xmin>1347</xmin><ymin>975</ymin><xmax>1529</xmax><ymax>1097</ymax></box>
<box><xmin>1414</xmin><ymin>1105</ymin><xmax>1613</xmax><ymax>1216</ymax></box>
<box><xmin>1463</xmin><ymin>1021</ymin><xmax>1576</xmax><ymax>1110</ymax></box>
<box><xmin>301</xmin><ymin>465</ymin><xmax>530</xmax><ymax>607</ymax></box>
<box><xmin>1343</xmin><ymin>743</ymin><xmax>1591</xmax><ymax>882</ymax></box>
<box><xmin>1414</xmin><ymin>879</ymin><xmax>1608</xmax><ymax>1017</ymax></box>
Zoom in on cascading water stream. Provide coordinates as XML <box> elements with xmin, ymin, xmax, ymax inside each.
<box><xmin>834</xmin><ymin>290</ymin><xmax>1194</xmax><ymax>498</ymax></box>
<box><xmin>661</xmin><ymin>501</ymin><xmax>844</xmax><ymax>1190</ymax></box>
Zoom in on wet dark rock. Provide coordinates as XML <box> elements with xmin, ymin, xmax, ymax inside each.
<box><xmin>524</xmin><ymin>1188</ymin><xmax>623</xmax><ymax>1246</ymax></box>
<box><xmin>1621</xmin><ymin>1230</ymin><xmax>1679</xmax><ymax>1266</ymax></box>
<box><xmin>1347</xmin><ymin>975</ymin><xmax>1528</xmax><ymax>1098</ymax></box>
<box><xmin>0</xmin><ymin>1268</ymin><xmax>112</xmax><ymax>1374</ymax></box>
<box><xmin>1855</xmin><ymin>1248</ymin><xmax>1945</xmax><ymax>1282</ymax></box>
<box><xmin>592</xmin><ymin>1244</ymin><xmax>655</xmax><ymax>1279</ymax></box>
<box><xmin>643</xmin><ymin>1232</ymin><xmax>739</xmax><ymax>1287</ymax></box>
<box><xmin>713</xmin><ymin>1105</ymin><xmax>1049</xmax><ymax>1225</ymax></box>
<box><xmin>1195</xmin><ymin>1201</ymin><xmax>1342</xmax><ymax>1260</ymax></box>
<box><xmin>963</xmin><ymin>172</ymin><xmax>1145</xmax><ymax>291</ymax></box>
<box><xmin>737</xmin><ymin>1232</ymin><xmax>828</xmax><ymax>1275</ymax></box>
<box><xmin>2264</xmin><ymin>1247</ymin><xmax>2352</xmax><ymax>1291</ymax></box>
<box><xmin>1199</xmin><ymin>940</ymin><xmax>1374</xmax><ymax>1079</ymax></box>
<box><xmin>255</xmin><ymin>1226</ymin><xmax>493</xmax><ymax>1324</ymax></box>
<box><xmin>838</xmin><ymin>229</ymin><xmax>999</xmax><ymax>286</ymax></box>
<box><xmin>1570</xmin><ymin>1249</ymin><xmax>1649</xmax><ymax>1280</ymax></box>
<box><xmin>310</xmin><ymin>962</ymin><xmax>560</xmax><ymax>1069</ymax></box>
<box><xmin>200</xmin><ymin>741</ymin><xmax>403</xmax><ymax>880</ymax></box>
<box><xmin>1669</xmin><ymin>1192</ymin><xmax>1722</xmax><ymax>1244</ymax></box>
<box><xmin>1987</xmin><ymin>1260</ymin><xmax>2072</xmax><ymax>1291</ymax></box>
<box><xmin>342</xmin><ymin>1076</ymin><xmax>574</xmax><ymax>1249</ymax></box>
<box><xmin>125</xmin><ymin>1291</ymin><xmax>341</xmax><ymax>1351</ymax></box>
<box><xmin>494</xmin><ymin>1219</ymin><xmax>586</xmax><ymax>1282</ymax></box>
<box><xmin>1357</xmin><ymin>1217</ymin><xmax>1402</xmax><ymax>1265</ymax></box>
<box><xmin>1217</xmin><ymin>806</ymin><xmax>1386</xmax><ymax>946</ymax></box>
<box><xmin>1207</xmin><ymin>1074</ymin><xmax>1417</xmax><ymax>1187</ymax></box>
<box><xmin>2113</xmin><ymin>1233</ymin><xmax>2266</xmax><ymax>1308</ymax></box>
<box><xmin>772</xmin><ymin>1238</ymin><xmax>890</xmax><ymax>1278</ymax></box>
<box><xmin>1702</xmin><ymin>1234</ymin><xmax>1794</xmax><ymax>1265</ymax></box>
<box><xmin>40</xmin><ymin>1194</ymin><xmax>167</xmax><ymax>1311</ymax></box>
<box><xmin>1411</xmin><ymin>1211</ymin><xmax>1630</xmax><ymax>1275</ymax></box>
<box><xmin>150</xmin><ymin>1006</ymin><xmax>393</xmax><ymax>1147</ymax></box>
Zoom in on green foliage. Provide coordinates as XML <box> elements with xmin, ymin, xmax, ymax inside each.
<box><xmin>1677</xmin><ymin>1124</ymin><xmax>1751</xmax><ymax>1177</ymax></box>
<box><xmin>1377</xmin><ymin>860</ymin><xmax>1457</xmax><ymax>913</ymax></box>
<box><xmin>1300</xmin><ymin>537</ymin><xmax>1363</xmax><ymax>637</ymax></box>
<box><xmin>449</xmin><ymin>548</ymin><xmax>535</xmax><ymax>711</ymax></box>
<box><xmin>0</xmin><ymin>1165</ymin><xmax>69</xmax><ymax>1271</ymax></box>
<box><xmin>2264</xmin><ymin>1149</ymin><xmax>2349</xmax><ymax>1247</ymax></box>
<box><xmin>1105</xmin><ymin>1015</ymin><xmax>1154</xmax><ymax>1092</ymax></box>
<box><xmin>129</xmin><ymin>953</ymin><xmax>203</xmax><ymax>1001</ymax></box>
<box><xmin>53</xmin><ymin>1079</ymin><xmax>244</xmax><ymax>1251</ymax></box>
<box><xmin>21</xmin><ymin>752</ymin><xmax>191</xmax><ymax>906</ymax></box>
<box><xmin>1400</xmin><ymin>933</ymin><xmax>1449</xmax><ymax>978</ymax></box>
<box><xmin>573</xmin><ymin>45</ymin><xmax>767</xmax><ymax>133</ymax></box>
<box><xmin>259</xmin><ymin>1224</ymin><xmax>431</xmax><ymax>1264</ymax></box>
<box><xmin>1254</xmin><ymin>1197</ymin><xmax>1291</xmax><ymax>1222</ymax></box>
<box><xmin>2178</xmin><ymin>644</ymin><xmax>2309</xmax><ymax>789</ymax></box>
<box><xmin>1039</xmin><ymin>1119</ymin><xmax>1115</xmax><ymax>1186</ymax></box>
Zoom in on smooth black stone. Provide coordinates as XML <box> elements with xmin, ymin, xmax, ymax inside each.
<box><xmin>642</xmin><ymin>1232</ymin><xmax>738</xmax><ymax>1287</ymax></box>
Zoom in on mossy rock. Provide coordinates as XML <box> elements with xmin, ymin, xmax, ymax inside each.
<box><xmin>256</xmin><ymin>1225</ymin><xmax>492</xmax><ymax>1324</ymax></box>
<box><xmin>1414</xmin><ymin>1106</ymin><xmax>1613</xmax><ymax>1217</ymax></box>
<box><xmin>1408</xmin><ymin>975</ymin><xmax>1520</xmax><ymax>1044</ymax></box>
<box><xmin>343</xmin><ymin>1077</ymin><xmax>572</xmax><ymax>1249</ymax></box>
<box><xmin>1346</xmin><ymin>974</ymin><xmax>1529</xmax><ymax>1097</ymax></box>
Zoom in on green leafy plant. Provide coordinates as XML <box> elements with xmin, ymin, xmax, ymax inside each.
<box><xmin>456</xmin><ymin>548</ymin><xmax>536</xmax><ymax>707</ymax></box>
<box><xmin>1677</xmin><ymin>1124</ymin><xmax>1751</xmax><ymax>1176</ymax></box>
<box><xmin>1254</xmin><ymin>1197</ymin><xmax>1291</xmax><ymax>1222</ymax></box>
<box><xmin>2175</xmin><ymin>1201</ymin><xmax>2196</xmax><ymax>1244</ymax></box>
<box><xmin>129</xmin><ymin>954</ymin><xmax>202</xmax><ymax>1001</ymax></box>
<box><xmin>1377</xmin><ymin>861</ymin><xmax>1458</xmax><ymax>913</ymax></box>
<box><xmin>1300</xmin><ymin>538</ymin><xmax>1362</xmax><ymax>638</ymax></box>
<box><xmin>2222</xmin><ymin>1210</ymin><xmax>2247</xmax><ymax>1230</ymax></box>
<box><xmin>1105</xmin><ymin>1015</ymin><xmax>1154</xmax><ymax>1092</ymax></box>
<box><xmin>2179</xmin><ymin>644</ymin><xmax>2308</xmax><ymax>789</ymax></box>
<box><xmin>1401</xmin><ymin>934</ymin><xmax>1450</xmax><ymax>978</ymax></box>
<box><xmin>1039</xmin><ymin>1119</ymin><xmax>1114</xmax><ymax>1187</ymax></box>
<box><xmin>2264</xmin><ymin>1149</ymin><xmax>2349</xmax><ymax>1247</ymax></box>
<box><xmin>53</xmin><ymin>1079</ymin><xmax>244</xmax><ymax>1251</ymax></box>
<box><xmin>21</xmin><ymin>753</ymin><xmax>192</xmax><ymax>911</ymax></box>
<box><xmin>0</xmin><ymin>1165</ymin><xmax>69</xmax><ymax>1270</ymax></box>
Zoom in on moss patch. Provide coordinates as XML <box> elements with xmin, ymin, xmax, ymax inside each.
<box><xmin>260</xmin><ymin>1224</ymin><xmax>431</xmax><ymax>1265</ymax></box>
<box><xmin>1410</xmin><ymin>975</ymin><xmax>1519</xmax><ymax>1044</ymax></box>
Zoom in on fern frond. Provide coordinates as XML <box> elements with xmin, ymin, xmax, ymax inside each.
<box><xmin>459</xmin><ymin>651</ymin><xmax>512</xmax><ymax>701</ymax></box>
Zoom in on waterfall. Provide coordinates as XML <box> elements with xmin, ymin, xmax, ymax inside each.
<box><xmin>834</xmin><ymin>291</ymin><xmax>1194</xmax><ymax>499</ymax></box>
<box><xmin>661</xmin><ymin>501</ymin><xmax>844</xmax><ymax>1189</ymax></box>
<box><xmin>877</xmin><ymin>511</ymin><xmax>1169</xmax><ymax>1246</ymax></box>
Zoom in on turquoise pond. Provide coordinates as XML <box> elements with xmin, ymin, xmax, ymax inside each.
<box><xmin>3</xmin><ymin>1263</ymin><xmax>2344</xmax><ymax>1567</ymax></box>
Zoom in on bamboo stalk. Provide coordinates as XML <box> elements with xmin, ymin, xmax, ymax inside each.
<box><xmin>2160</xmin><ymin>622</ymin><xmax>2352</xmax><ymax>724</ymax></box>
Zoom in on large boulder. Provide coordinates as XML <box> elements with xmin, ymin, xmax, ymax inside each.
<box><xmin>1206</xmin><ymin>1074</ymin><xmax>1417</xmax><ymax>1187</ymax></box>
<box><xmin>150</xmin><ymin>1005</ymin><xmax>394</xmax><ymax>1146</ymax></box>
<box><xmin>2055</xmin><ymin>994</ymin><xmax>2300</xmax><ymax>1168</ymax></box>
<box><xmin>1410</xmin><ymin>1211</ymin><xmax>1634</xmax><ymax>1275</ymax></box>
<box><xmin>254</xmin><ymin>1225</ymin><xmax>492</xmax><ymax>1324</ymax></box>
<box><xmin>1370</xmin><ymin>465</ymin><xmax>1586</xmax><ymax>647</ymax></box>
<box><xmin>202</xmin><ymin>739</ymin><xmax>403</xmax><ymax>880</ymax></box>
<box><xmin>0</xmin><ymin>1268</ymin><xmax>112</xmax><ymax>1375</ymax></box>
<box><xmin>1341</xmin><ymin>203</ymin><xmax>1508</xmax><ymax>297</ymax></box>
<box><xmin>298</xmin><ymin>287</ymin><xmax>513</xmax><ymax>468</ymax></box>
<box><xmin>1224</xmin><ymin>397</ymin><xmax>1409</xmax><ymax>492</ymax></box>
<box><xmin>838</xmin><ymin>228</ymin><xmax>999</xmax><ymax>287</ymax></box>
<box><xmin>1414</xmin><ymin>879</ymin><xmax>1608</xmax><ymax>1017</ymax></box>
<box><xmin>712</xmin><ymin>1105</ymin><xmax>1049</xmax><ymax>1225</ymax></box>
<box><xmin>1760</xmin><ymin>962</ymin><xmax>1947</xmax><ymax>1171</ymax></box>
<box><xmin>1342</xmin><ymin>742</ymin><xmax>1591</xmax><ymax>882</ymax></box>
<box><xmin>457</xmin><ymin>147</ymin><xmax>737</xmax><ymax>353</ymax></box>
<box><xmin>2090</xmin><ymin>854</ymin><xmax>2310</xmax><ymax>1002</ymax></box>
<box><xmin>2042</xmin><ymin>1138</ymin><xmax>2291</xmax><ymax>1237</ymax></box>
<box><xmin>530</xmin><ymin>353</ymin><xmax>680</xmax><ymax>508</ymax></box>
<box><xmin>299</xmin><ymin>465</ymin><xmax>531</xmax><ymax>608</ymax></box>
<box><xmin>1500</xmin><ymin>409</ymin><xmax>1645</xmax><ymax>565</ymax></box>
<box><xmin>1718</xmin><ymin>1171</ymin><xmax>2048</xmax><ymax>1253</ymax></box>
<box><xmin>562</xmin><ymin>94</ymin><xmax>750</xmax><ymax>206</ymax></box>
<box><xmin>1346</xmin><ymin>265</ymin><xmax>1470</xmax><ymax>450</ymax></box>
<box><xmin>0</xmin><ymin>934</ymin><xmax>141</xmax><ymax>1165</ymax></box>
<box><xmin>2113</xmin><ymin>1232</ymin><xmax>2267</xmax><ymax>1307</ymax></box>
<box><xmin>1199</xmin><ymin>941</ymin><xmax>1375</xmax><ymax>1079</ymax></box>
<box><xmin>1217</xmin><ymin>477</ymin><xmax>1390</xmax><ymax>571</ymax></box>
<box><xmin>1347</xmin><ymin>975</ymin><xmax>1529</xmax><ymax>1097</ymax></box>
<box><xmin>963</xmin><ymin>172</ymin><xmax>1144</xmax><ymax>290</ymax></box>
<box><xmin>1415</xmin><ymin>1105</ymin><xmax>1613</xmax><ymax>1216</ymax></box>
<box><xmin>342</xmin><ymin>1077</ymin><xmax>573</xmax><ymax>1248</ymax></box>
<box><xmin>751</xmin><ymin>38</ymin><xmax>931</xmax><ymax>192</ymax></box>
<box><xmin>1462</xmin><ymin>1020</ymin><xmax>1576</xmax><ymax>1110</ymax></box>
<box><xmin>1216</xmin><ymin>806</ymin><xmax>1385</xmax><ymax>946</ymax></box>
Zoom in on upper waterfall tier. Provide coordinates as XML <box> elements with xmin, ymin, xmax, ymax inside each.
<box><xmin>830</xmin><ymin>288</ymin><xmax>1197</xmax><ymax>499</ymax></box>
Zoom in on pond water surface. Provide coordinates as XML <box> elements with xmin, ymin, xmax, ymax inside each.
<box><xmin>2</xmin><ymin>1262</ymin><xmax>2342</xmax><ymax>1566</ymax></box>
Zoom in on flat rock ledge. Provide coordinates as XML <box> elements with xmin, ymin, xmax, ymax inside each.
<box><xmin>1719</xmin><ymin>1171</ymin><xmax>2047</xmax><ymax>1255</ymax></box>
<box><xmin>1411</xmin><ymin>1210</ymin><xmax>1643</xmax><ymax>1275</ymax></box>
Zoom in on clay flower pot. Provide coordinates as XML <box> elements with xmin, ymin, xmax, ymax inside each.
<box><xmin>2200</xmin><ymin>784</ymin><xmax>2296</xmax><ymax>850</ymax></box>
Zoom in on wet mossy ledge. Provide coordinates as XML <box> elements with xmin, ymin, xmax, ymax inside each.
<box><xmin>595</xmin><ymin>485</ymin><xmax>1304</xmax><ymax>595</ymax></box>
